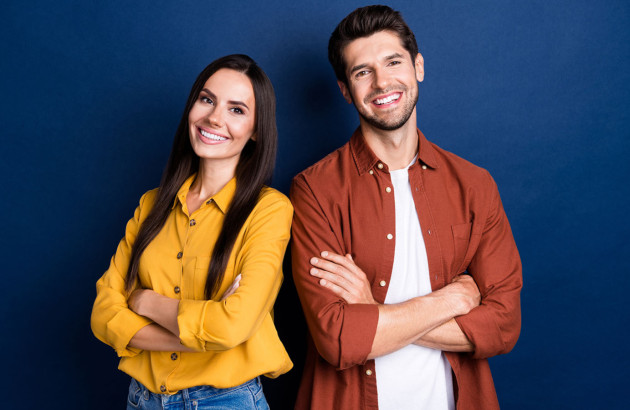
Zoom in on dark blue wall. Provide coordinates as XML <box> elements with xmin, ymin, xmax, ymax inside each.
<box><xmin>2</xmin><ymin>0</ymin><xmax>628</xmax><ymax>408</ymax></box>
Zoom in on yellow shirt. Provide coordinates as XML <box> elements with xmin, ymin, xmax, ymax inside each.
<box><xmin>91</xmin><ymin>175</ymin><xmax>293</xmax><ymax>393</ymax></box>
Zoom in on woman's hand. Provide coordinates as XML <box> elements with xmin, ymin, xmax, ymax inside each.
<box><xmin>128</xmin><ymin>289</ymin><xmax>180</xmax><ymax>336</ymax></box>
<box><xmin>220</xmin><ymin>274</ymin><xmax>242</xmax><ymax>301</ymax></box>
<box><xmin>128</xmin><ymin>289</ymin><xmax>157</xmax><ymax>317</ymax></box>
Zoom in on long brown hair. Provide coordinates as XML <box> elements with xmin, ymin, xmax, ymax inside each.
<box><xmin>124</xmin><ymin>54</ymin><xmax>278</xmax><ymax>299</ymax></box>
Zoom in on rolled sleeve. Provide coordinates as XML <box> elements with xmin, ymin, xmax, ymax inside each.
<box><xmin>91</xmin><ymin>191</ymin><xmax>155</xmax><ymax>357</ymax></box>
<box><xmin>176</xmin><ymin>194</ymin><xmax>292</xmax><ymax>351</ymax></box>
<box><xmin>455</xmin><ymin>174</ymin><xmax>522</xmax><ymax>359</ymax></box>
<box><xmin>290</xmin><ymin>176</ymin><xmax>379</xmax><ymax>369</ymax></box>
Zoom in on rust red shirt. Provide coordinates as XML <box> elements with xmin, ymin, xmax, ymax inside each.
<box><xmin>290</xmin><ymin>129</ymin><xmax>522</xmax><ymax>410</ymax></box>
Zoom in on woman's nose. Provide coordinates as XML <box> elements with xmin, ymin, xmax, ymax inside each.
<box><xmin>207</xmin><ymin>108</ymin><xmax>223</xmax><ymax>127</ymax></box>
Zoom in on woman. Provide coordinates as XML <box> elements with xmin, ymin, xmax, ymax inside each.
<box><xmin>91</xmin><ymin>54</ymin><xmax>292</xmax><ymax>409</ymax></box>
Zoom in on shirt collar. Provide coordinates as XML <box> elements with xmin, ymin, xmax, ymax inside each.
<box><xmin>172</xmin><ymin>173</ymin><xmax>237</xmax><ymax>214</ymax></box>
<box><xmin>350</xmin><ymin>127</ymin><xmax>439</xmax><ymax>175</ymax></box>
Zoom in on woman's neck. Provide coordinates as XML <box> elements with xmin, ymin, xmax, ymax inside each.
<box><xmin>187</xmin><ymin>158</ymin><xmax>237</xmax><ymax>213</ymax></box>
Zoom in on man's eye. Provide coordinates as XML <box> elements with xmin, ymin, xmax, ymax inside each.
<box><xmin>388</xmin><ymin>60</ymin><xmax>401</xmax><ymax>66</ymax></box>
<box><xmin>356</xmin><ymin>70</ymin><xmax>370</xmax><ymax>78</ymax></box>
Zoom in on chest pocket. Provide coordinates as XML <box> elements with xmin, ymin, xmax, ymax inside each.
<box><xmin>451</xmin><ymin>222</ymin><xmax>473</xmax><ymax>274</ymax></box>
<box><xmin>193</xmin><ymin>256</ymin><xmax>236</xmax><ymax>300</ymax></box>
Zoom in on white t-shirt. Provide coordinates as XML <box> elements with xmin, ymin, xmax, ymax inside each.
<box><xmin>375</xmin><ymin>161</ymin><xmax>455</xmax><ymax>410</ymax></box>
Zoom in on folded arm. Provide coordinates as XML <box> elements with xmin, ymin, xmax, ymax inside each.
<box><xmin>90</xmin><ymin>192</ymin><xmax>156</xmax><ymax>358</ymax></box>
<box><xmin>309</xmin><ymin>252</ymin><xmax>479</xmax><ymax>358</ymax></box>
<box><xmin>175</xmin><ymin>195</ymin><xmax>292</xmax><ymax>352</ymax></box>
<box><xmin>452</xmin><ymin>173</ymin><xmax>523</xmax><ymax>359</ymax></box>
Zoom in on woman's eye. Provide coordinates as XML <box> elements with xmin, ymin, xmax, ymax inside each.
<box><xmin>230</xmin><ymin>107</ymin><xmax>244</xmax><ymax>114</ymax></box>
<box><xmin>200</xmin><ymin>96</ymin><xmax>214</xmax><ymax>104</ymax></box>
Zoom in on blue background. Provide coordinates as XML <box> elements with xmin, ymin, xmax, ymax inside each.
<box><xmin>2</xmin><ymin>0</ymin><xmax>628</xmax><ymax>408</ymax></box>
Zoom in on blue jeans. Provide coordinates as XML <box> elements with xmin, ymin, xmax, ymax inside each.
<box><xmin>126</xmin><ymin>377</ymin><xmax>270</xmax><ymax>409</ymax></box>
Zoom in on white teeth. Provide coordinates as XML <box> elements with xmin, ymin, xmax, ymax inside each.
<box><xmin>200</xmin><ymin>129</ymin><xmax>227</xmax><ymax>141</ymax></box>
<box><xmin>375</xmin><ymin>93</ymin><xmax>401</xmax><ymax>105</ymax></box>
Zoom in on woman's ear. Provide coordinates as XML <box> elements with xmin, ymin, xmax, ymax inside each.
<box><xmin>250</xmin><ymin>132</ymin><xmax>257</xmax><ymax>141</ymax></box>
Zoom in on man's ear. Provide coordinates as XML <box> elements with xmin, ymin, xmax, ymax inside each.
<box><xmin>415</xmin><ymin>53</ymin><xmax>425</xmax><ymax>83</ymax></box>
<box><xmin>337</xmin><ymin>80</ymin><xmax>353</xmax><ymax>104</ymax></box>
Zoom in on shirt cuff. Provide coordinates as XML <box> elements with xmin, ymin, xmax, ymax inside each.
<box><xmin>106</xmin><ymin>309</ymin><xmax>152</xmax><ymax>357</ymax></box>
<box><xmin>338</xmin><ymin>303</ymin><xmax>379</xmax><ymax>369</ymax></box>
<box><xmin>177</xmin><ymin>299</ymin><xmax>210</xmax><ymax>352</ymax></box>
<box><xmin>455</xmin><ymin>306</ymin><xmax>505</xmax><ymax>359</ymax></box>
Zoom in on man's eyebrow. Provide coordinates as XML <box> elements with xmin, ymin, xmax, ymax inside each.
<box><xmin>349</xmin><ymin>53</ymin><xmax>407</xmax><ymax>75</ymax></box>
<box><xmin>349</xmin><ymin>63</ymin><xmax>368</xmax><ymax>75</ymax></box>
<box><xmin>384</xmin><ymin>52</ymin><xmax>405</xmax><ymax>61</ymax></box>
<box><xmin>200</xmin><ymin>88</ymin><xmax>250</xmax><ymax>109</ymax></box>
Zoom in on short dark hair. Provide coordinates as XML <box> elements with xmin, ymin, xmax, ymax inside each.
<box><xmin>328</xmin><ymin>5</ymin><xmax>419</xmax><ymax>84</ymax></box>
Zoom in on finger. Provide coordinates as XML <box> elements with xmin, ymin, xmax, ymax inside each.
<box><xmin>318</xmin><ymin>251</ymin><xmax>360</xmax><ymax>273</ymax></box>
<box><xmin>310</xmin><ymin>259</ymin><xmax>360</xmax><ymax>289</ymax></box>
<box><xmin>310</xmin><ymin>266</ymin><xmax>355</xmax><ymax>293</ymax></box>
<box><xmin>317</xmin><ymin>277</ymin><xmax>353</xmax><ymax>303</ymax></box>
<box><xmin>311</xmin><ymin>256</ymin><xmax>360</xmax><ymax>283</ymax></box>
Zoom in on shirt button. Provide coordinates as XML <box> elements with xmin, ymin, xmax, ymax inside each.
<box><xmin>189</xmin><ymin>219</ymin><xmax>196</xmax><ymax>226</ymax></box>
<box><xmin>366</xmin><ymin>369</ymin><xmax>373</xmax><ymax>376</ymax></box>
<box><xmin>160</xmin><ymin>385</ymin><xmax>166</xmax><ymax>392</ymax></box>
<box><xmin>176</xmin><ymin>252</ymin><xmax>183</xmax><ymax>259</ymax></box>
<box><xmin>379</xmin><ymin>280</ymin><xmax>386</xmax><ymax>287</ymax></box>
<box><xmin>422</xmin><ymin>165</ymin><xmax>427</xmax><ymax>170</ymax></box>
<box><xmin>171</xmin><ymin>353</ymin><xmax>178</xmax><ymax>360</ymax></box>
<box><xmin>385</xmin><ymin>187</ymin><xmax>391</xmax><ymax>193</ymax></box>
<box><xmin>377</xmin><ymin>163</ymin><xmax>384</xmax><ymax>169</ymax></box>
<box><xmin>369</xmin><ymin>170</ymin><xmax>374</xmax><ymax>175</ymax></box>
<box><xmin>427</xmin><ymin>229</ymin><xmax>432</xmax><ymax>235</ymax></box>
<box><xmin>206</xmin><ymin>199</ymin><xmax>212</xmax><ymax>205</ymax></box>
<box><xmin>386</xmin><ymin>233</ymin><xmax>393</xmax><ymax>240</ymax></box>
<box><xmin>174</xmin><ymin>286</ymin><xmax>180</xmax><ymax>294</ymax></box>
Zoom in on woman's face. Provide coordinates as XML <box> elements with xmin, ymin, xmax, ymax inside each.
<box><xmin>188</xmin><ymin>68</ymin><xmax>256</xmax><ymax>168</ymax></box>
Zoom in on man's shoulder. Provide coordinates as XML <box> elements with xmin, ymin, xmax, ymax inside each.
<box><xmin>430</xmin><ymin>140</ymin><xmax>493</xmax><ymax>186</ymax></box>
<box><xmin>293</xmin><ymin>141</ymin><xmax>353</xmax><ymax>184</ymax></box>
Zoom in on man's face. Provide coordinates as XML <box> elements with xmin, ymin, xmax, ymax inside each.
<box><xmin>338</xmin><ymin>30</ymin><xmax>424</xmax><ymax>131</ymax></box>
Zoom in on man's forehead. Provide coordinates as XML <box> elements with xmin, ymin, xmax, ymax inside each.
<box><xmin>342</xmin><ymin>30</ymin><xmax>409</xmax><ymax>67</ymax></box>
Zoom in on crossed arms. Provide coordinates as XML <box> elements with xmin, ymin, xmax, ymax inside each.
<box><xmin>290</xmin><ymin>173</ymin><xmax>522</xmax><ymax>368</ymax></box>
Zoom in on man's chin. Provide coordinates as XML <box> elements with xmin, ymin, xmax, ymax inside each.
<box><xmin>359</xmin><ymin>113</ymin><xmax>410</xmax><ymax>132</ymax></box>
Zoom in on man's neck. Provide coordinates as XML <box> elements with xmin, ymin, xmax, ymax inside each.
<box><xmin>360</xmin><ymin>114</ymin><xmax>419</xmax><ymax>171</ymax></box>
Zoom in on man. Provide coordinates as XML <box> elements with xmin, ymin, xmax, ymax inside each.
<box><xmin>290</xmin><ymin>5</ymin><xmax>522</xmax><ymax>410</ymax></box>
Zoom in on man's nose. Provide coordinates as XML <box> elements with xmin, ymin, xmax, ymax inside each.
<box><xmin>372</xmin><ymin>67</ymin><xmax>390</xmax><ymax>90</ymax></box>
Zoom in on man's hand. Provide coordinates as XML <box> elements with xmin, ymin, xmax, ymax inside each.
<box><xmin>310</xmin><ymin>251</ymin><xmax>376</xmax><ymax>304</ymax></box>
<box><xmin>434</xmin><ymin>274</ymin><xmax>481</xmax><ymax>317</ymax></box>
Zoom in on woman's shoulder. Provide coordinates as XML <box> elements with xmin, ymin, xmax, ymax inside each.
<box><xmin>256</xmin><ymin>186</ymin><xmax>293</xmax><ymax>213</ymax></box>
<box><xmin>135</xmin><ymin>187</ymin><xmax>160</xmax><ymax>214</ymax></box>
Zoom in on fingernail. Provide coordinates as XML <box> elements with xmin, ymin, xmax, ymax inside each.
<box><xmin>321</xmin><ymin>251</ymin><xmax>328</xmax><ymax>257</ymax></box>
<box><xmin>310</xmin><ymin>268</ymin><xmax>318</xmax><ymax>275</ymax></box>
<box><xmin>311</xmin><ymin>257</ymin><xmax>318</xmax><ymax>264</ymax></box>
<box><xmin>320</xmin><ymin>279</ymin><xmax>327</xmax><ymax>285</ymax></box>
